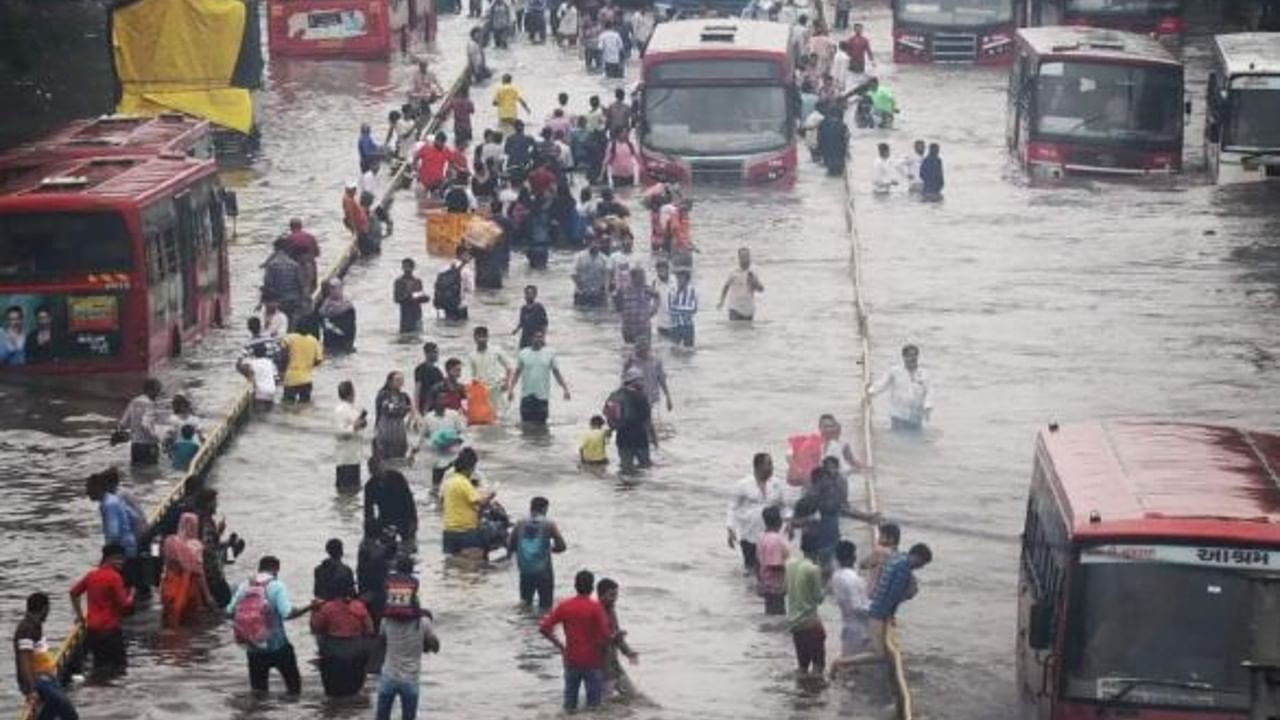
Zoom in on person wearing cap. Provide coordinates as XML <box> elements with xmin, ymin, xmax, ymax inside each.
<box><xmin>614</xmin><ymin>367</ymin><xmax>656</xmax><ymax>473</ymax></box>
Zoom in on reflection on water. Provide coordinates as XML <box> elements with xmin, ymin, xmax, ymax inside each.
<box><xmin>2</xmin><ymin>9</ymin><xmax>1279</xmax><ymax>720</ymax></box>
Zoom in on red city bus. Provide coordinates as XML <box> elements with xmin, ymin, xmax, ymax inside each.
<box><xmin>1017</xmin><ymin>421</ymin><xmax>1280</xmax><ymax>720</ymax></box>
<box><xmin>267</xmin><ymin>0</ymin><xmax>409</xmax><ymax>59</ymax></box>
<box><xmin>1024</xmin><ymin>0</ymin><xmax>1185</xmax><ymax>40</ymax></box>
<box><xmin>638</xmin><ymin>20</ymin><xmax>797</xmax><ymax>184</ymax></box>
<box><xmin>0</xmin><ymin>155</ymin><xmax>231</xmax><ymax>375</ymax></box>
<box><xmin>892</xmin><ymin>0</ymin><xmax>1019</xmax><ymax>64</ymax></box>
<box><xmin>1006</xmin><ymin>27</ymin><xmax>1184</xmax><ymax>177</ymax></box>
<box><xmin>0</xmin><ymin>114</ymin><xmax>214</xmax><ymax>172</ymax></box>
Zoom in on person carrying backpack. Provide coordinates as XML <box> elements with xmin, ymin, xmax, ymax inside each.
<box><xmin>508</xmin><ymin>496</ymin><xmax>568</xmax><ymax>611</ymax></box>
<box><xmin>433</xmin><ymin>249</ymin><xmax>473</xmax><ymax>322</ymax></box>
<box><xmin>227</xmin><ymin>556</ymin><xmax>313</xmax><ymax>695</ymax></box>
<box><xmin>604</xmin><ymin>368</ymin><xmax>656</xmax><ymax>473</ymax></box>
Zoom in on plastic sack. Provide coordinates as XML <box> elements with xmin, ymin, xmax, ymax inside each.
<box><xmin>466</xmin><ymin>380</ymin><xmax>496</xmax><ymax>425</ymax></box>
<box><xmin>786</xmin><ymin>433</ymin><xmax>824</xmax><ymax>486</ymax></box>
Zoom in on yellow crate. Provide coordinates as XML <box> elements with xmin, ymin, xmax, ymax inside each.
<box><xmin>425</xmin><ymin>211</ymin><xmax>470</xmax><ymax>256</ymax></box>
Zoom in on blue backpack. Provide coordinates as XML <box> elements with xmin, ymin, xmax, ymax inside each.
<box><xmin>516</xmin><ymin>520</ymin><xmax>551</xmax><ymax>575</ymax></box>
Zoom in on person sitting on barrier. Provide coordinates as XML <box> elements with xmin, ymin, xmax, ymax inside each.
<box><xmin>830</xmin><ymin>543</ymin><xmax>932</xmax><ymax>676</ymax></box>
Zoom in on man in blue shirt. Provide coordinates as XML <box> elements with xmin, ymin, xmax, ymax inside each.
<box><xmin>358</xmin><ymin>123</ymin><xmax>382</xmax><ymax>174</ymax></box>
<box><xmin>85</xmin><ymin>469</ymin><xmax>148</xmax><ymax>599</ymax></box>
<box><xmin>830</xmin><ymin>542</ymin><xmax>931</xmax><ymax>675</ymax></box>
<box><xmin>226</xmin><ymin>556</ymin><xmax>314</xmax><ymax>695</ymax></box>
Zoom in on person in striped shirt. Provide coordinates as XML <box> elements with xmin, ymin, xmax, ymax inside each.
<box><xmin>668</xmin><ymin>268</ymin><xmax>697</xmax><ymax>348</ymax></box>
<box><xmin>829</xmin><ymin>542</ymin><xmax>932</xmax><ymax>675</ymax></box>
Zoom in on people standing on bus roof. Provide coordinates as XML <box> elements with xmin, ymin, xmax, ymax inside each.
<box><xmin>866</xmin><ymin>344</ymin><xmax>932</xmax><ymax>431</ymax></box>
<box><xmin>920</xmin><ymin>143</ymin><xmax>944</xmax><ymax>201</ymax></box>
<box><xmin>717</xmin><ymin>247</ymin><xmax>764</xmax><ymax>321</ymax></box>
<box><xmin>117</xmin><ymin>377</ymin><xmax>162</xmax><ymax>465</ymax></box>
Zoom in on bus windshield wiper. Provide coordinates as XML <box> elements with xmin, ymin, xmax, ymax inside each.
<box><xmin>1101</xmin><ymin>677</ymin><xmax>1226</xmax><ymax>706</ymax></box>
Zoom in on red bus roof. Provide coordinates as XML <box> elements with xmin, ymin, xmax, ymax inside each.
<box><xmin>0</xmin><ymin>114</ymin><xmax>212</xmax><ymax>169</ymax></box>
<box><xmin>1017</xmin><ymin>26</ymin><xmax>1181</xmax><ymax>67</ymax></box>
<box><xmin>0</xmin><ymin>155</ymin><xmax>219</xmax><ymax>207</ymax></box>
<box><xmin>645</xmin><ymin>19</ymin><xmax>792</xmax><ymax>57</ymax></box>
<box><xmin>1039</xmin><ymin>421</ymin><xmax>1280</xmax><ymax>545</ymax></box>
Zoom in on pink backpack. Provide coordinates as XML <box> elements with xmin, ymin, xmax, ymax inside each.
<box><xmin>232</xmin><ymin>578</ymin><xmax>276</xmax><ymax>649</ymax></box>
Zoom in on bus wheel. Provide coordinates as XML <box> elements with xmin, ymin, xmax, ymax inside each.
<box><xmin>170</xmin><ymin>327</ymin><xmax>182</xmax><ymax>358</ymax></box>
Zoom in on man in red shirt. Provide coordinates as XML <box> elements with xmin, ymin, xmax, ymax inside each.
<box><xmin>282</xmin><ymin>218</ymin><xmax>321</xmax><ymax>295</ymax></box>
<box><xmin>69</xmin><ymin>543</ymin><xmax>134</xmax><ymax>675</ymax></box>
<box><xmin>844</xmin><ymin>23</ymin><xmax>875</xmax><ymax>75</ymax></box>
<box><xmin>539</xmin><ymin>569</ymin><xmax>613</xmax><ymax>710</ymax></box>
<box><xmin>416</xmin><ymin>132</ymin><xmax>468</xmax><ymax>193</ymax></box>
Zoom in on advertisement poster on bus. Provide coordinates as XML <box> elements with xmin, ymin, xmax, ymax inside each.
<box><xmin>288</xmin><ymin>9</ymin><xmax>370</xmax><ymax>40</ymax></box>
<box><xmin>0</xmin><ymin>293</ymin><xmax>124</xmax><ymax>367</ymax></box>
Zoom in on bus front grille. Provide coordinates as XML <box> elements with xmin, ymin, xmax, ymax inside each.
<box><xmin>931</xmin><ymin>33</ymin><xmax>977</xmax><ymax>62</ymax></box>
<box><xmin>689</xmin><ymin>158</ymin><xmax>744</xmax><ymax>182</ymax></box>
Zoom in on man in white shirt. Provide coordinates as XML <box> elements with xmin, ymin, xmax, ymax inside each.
<box><xmin>333</xmin><ymin>380</ymin><xmax>367</xmax><ymax>492</ymax></box>
<box><xmin>867</xmin><ymin>344</ymin><xmax>932</xmax><ymax>430</ymax></box>
<box><xmin>901</xmin><ymin>139</ymin><xmax>926</xmax><ymax>193</ymax></box>
<box><xmin>238</xmin><ymin>344</ymin><xmax>279</xmax><ymax>412</ymax></box>
<box><xmin>598</xmin><ymin>21</ymin><xmax>626</xmax><ymax>78</ymax></box>
<box><xmin>725</xmin><ymin>453</ymin><xmax>787</xmax><ymax>572</ymax></box>
<box><xmin>651</xmin><ymin>259</ymin><xmax>673</xmax><ymax>338</ymax></box>
<box><xmin>717</xmin><ymin>246</ymin><xmax>764</xmax><ymax>321</ymax></box>
<box><xmin>830</xmin><ymin>539</ymin><xmax>871</xmax><ymax>659</ymax></box>
<box><xmin>631</xmin><ymin>7</ymin><xmax>655</xmax><ymax>56</ymax></box>
<box><xmin>873</xmin><ymin>142</ymin><xmax>898</xmax><ymax>195</ymax></box>
<box><xmin>467</xmin><ymin>325</ymin><xmax>512</xmax><ymax>416</ymax></box>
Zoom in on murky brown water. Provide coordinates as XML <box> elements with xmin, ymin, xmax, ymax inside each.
<box><xmin>2</xmin><ymin>7</ymin><xmax>1279</xmax><ymax>720</ymax></box>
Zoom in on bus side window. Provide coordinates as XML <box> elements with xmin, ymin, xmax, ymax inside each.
<box><xmin>1022</xmin><ymin>476</ymin><xmax>1062</xmax><ymax>650</ymax></box>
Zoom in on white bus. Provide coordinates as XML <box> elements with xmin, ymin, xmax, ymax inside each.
<box><xmin>1205</xmin><ymin>33</ymin><xmax>1280</xmax><ymax>183</ymax></box>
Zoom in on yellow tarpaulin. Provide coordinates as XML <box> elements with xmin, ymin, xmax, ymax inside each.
<box><xmin>112</xmin><ymin>0</ymin><xmax>253</xmax><ymax>133</ymax></box>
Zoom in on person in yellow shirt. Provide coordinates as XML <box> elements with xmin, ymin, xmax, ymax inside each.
<box><xmin>578</xmin><ymin>414</ymin><xmax>610</xmax><ymax>465</ymax></box>
<box><xmin>441</xmin><ymin>448</ymin><xmax>496</xmax><ymax>559</ymax></box>
<box><xmin>281</xmin><ymin>326</ymin><xmax>323</xmax><ymax>404</ymax></box>
<box><xmin>492</xmin><ymin>73</ymin><xmax>530</xmax><ymax>132</ymax></box>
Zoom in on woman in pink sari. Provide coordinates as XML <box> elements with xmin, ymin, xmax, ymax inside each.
<box><xmin>161</xmin><ymin>512</ymin><xmax>215</xmax><ymax>627</ymax></box>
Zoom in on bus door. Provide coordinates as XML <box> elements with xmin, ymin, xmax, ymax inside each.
<box><xmin>174</xmin><ymin>192</ymin><xmax>198</xmax><ymax>329</ymax></box>
<box><xmin>1017</xmin><ymin>478</ymin><xmax>1065</xmax><ymax>720</ymax></box>
<box><xmin>1246</xmin><ymin>577</ymin><xmax>1280</xmax><ymax>716</ymax></box>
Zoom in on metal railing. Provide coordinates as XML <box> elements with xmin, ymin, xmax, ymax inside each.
<box><xmin>844</xmin><ymin>145</ymin><xmax>914</xmax><ymax>720</ymax></box>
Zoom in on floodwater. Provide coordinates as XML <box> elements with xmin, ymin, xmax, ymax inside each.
<box><xmin>2</xmin><ymin>6</ymin><xmax>1279</xmax><ymax>720</ymax></box>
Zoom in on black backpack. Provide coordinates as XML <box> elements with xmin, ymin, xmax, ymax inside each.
<box><xmin>434</xmin><ymin>266</ymin><xmax>462</xmax><ymax>311</ymax></box>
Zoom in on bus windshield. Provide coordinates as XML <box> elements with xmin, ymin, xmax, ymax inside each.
<box><xmin>0</xmin><ymin>211</ymin><xmax>133</xmax><ymax>284</ymax></box>
<box><xmin>1224</xmin><ymin>82</ymin><xmax>1280</xmax><ymax>150</ymax></box>
<box><xmin>1064</xmin><ymin>558</ymin><xmax>1269</xmax><ymax>711</ymax></box>
<box><xmin>894</xmin><ymin>0</ymin><xmax>1013</xmax><ymax>27</ymax></box>
<box><xmin>1035</xmin><ymin>61</ymin><xmax>1181</xmax><ymax>145</ymax></box>
<box><xmin>644</xmin><ymin>85</ymin><xmax>790</xmax><ymax>156</ymax></box>
<box><xmin>1066</xmin><ymin>0</ymin><xmax>1180</xmax><ymax>16</ymax></box>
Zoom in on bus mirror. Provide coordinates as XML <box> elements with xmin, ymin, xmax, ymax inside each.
<box><xmin>221</xmin><ymin>189</ymin><xmax>239</xmax><ymax>218</ymax></box>
<box><xmin>1029</xmin><ymin>602</ymin><xmax>1053</xmax><ymax>650</ymax></box>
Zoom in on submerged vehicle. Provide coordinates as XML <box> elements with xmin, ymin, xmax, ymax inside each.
<box><xmin>1204</xmin><ymin>33</ymin><xmax>1280</xmax><ymax>184</ymax></box>
<box><xmin>1006</xmin><ymin>27</ymin><xmax>1184</xmax><ymax>177</ymax></box>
